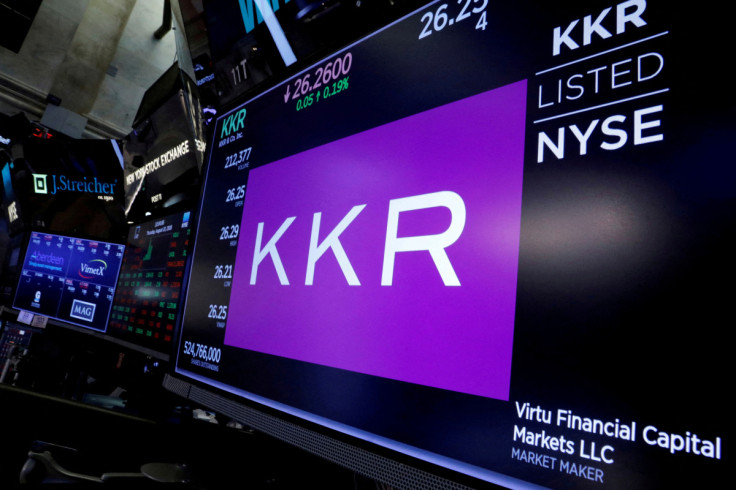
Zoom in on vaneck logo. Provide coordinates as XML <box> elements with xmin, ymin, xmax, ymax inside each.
<box><xmin>79</xmin><ymin>259</ymin><xmax>107</xmax><ymax>279</ymax></box>
<box><xmin>32</xmin><ymin>173</ymin><xmax>117</xmax><ymax>196</ymax></box>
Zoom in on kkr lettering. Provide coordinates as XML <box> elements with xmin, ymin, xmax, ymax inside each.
<box><xmin>249</xmin><ymin>191</ymin><xmax>466</xmax><ymax>286</ymax></box>
<box><xmin>553</xmin><ymin>0</ymin><xmax>647</xmax><ymax>56</ymax></box>
<box><xmin>220</xmin><ymin>109</ymin><xmax>247</xmax><ymax>140</ymax></box>
<box><xmin>225</xmin><ymin>81</ymin><xmax>527</xmax><ymax>400</ymax></box>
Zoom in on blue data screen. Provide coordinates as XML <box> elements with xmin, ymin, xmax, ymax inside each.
<box><xmin>14</xmin><ymin>232</ymin><xmax>125</xmax><ymax>332</ymax></box>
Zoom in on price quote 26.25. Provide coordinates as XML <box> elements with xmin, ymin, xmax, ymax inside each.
<box><xmin>419</xmin><ymin>0</ymin><xmax>488</xmax><ymax>39</ymax></box>
<box><xmin>208</xmin><ymin>304</ymin><xmax>228</xmax><ymax>321</ymax></box>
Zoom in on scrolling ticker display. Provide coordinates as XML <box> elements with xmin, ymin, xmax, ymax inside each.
<box><xmin>14</xmin><ymin>233</ymin><xmax>125</xmax><ymax>332</ymax></box>
<box><xmin>173</xmin><ymin>1</ymin><xmax>732</xmax><ymax>488</ymax></box>
<box><xmin>107</xmin><ymin>212</ymin><xmax>191</xmax><ymax>355</ymax></box>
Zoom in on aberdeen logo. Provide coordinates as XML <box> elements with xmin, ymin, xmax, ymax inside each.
<box><xmin>28</xmin><ymin>250</ymin><xmax>64</xmax><ymax>273</ymax></box>
<box><xmin>30</xmin><ymin>251</ymin><xmax>64</xmax><ymax>266</ymax></box>
<box><xmin>70</xmin><ymin>299</ymin><xmax>96</xmax><ymax>322</ymax></box>
<box><xmin>32</xmin><ymin>174</ymin><xmax>48</xmax><ymax>194</ymax></box>
<box><xmin>79</xmin><ymin>259</ymin><xmax>107</xmax><ymax>279</ymax></box>
<box><xmin>32</xmin><ymin>173</ymin><xmax>117</xmax><ymax>196</ymax></box>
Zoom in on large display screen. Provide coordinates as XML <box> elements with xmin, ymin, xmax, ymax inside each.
<box><xmin>14</xmin><ymin>232</ymin><xmax>125</xmax><ymax>332</ymax></box>
<box><xmin>107</xmin><ymin>211</ymin><xmax>192</xmax><ymax>356</ymax></box>
<box><xmin>122</xmin><ymin>81</ymin><xmax>205</xmax><ymax>223</ymax></box>
<box><xmin>15</xmin><ymin>136</ymin><xmax>125</xmax><ymax>240</ymax></box>
<box><xmin>172</xmin><ymin>1</ymin><xmax>732</xmax><ymax>488</ymax></box>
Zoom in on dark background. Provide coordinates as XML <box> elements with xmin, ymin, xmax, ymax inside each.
<box><xmin>175</xmin><ymin>1</ymin><xmax>734</xmax><ymax>488</ymax></box>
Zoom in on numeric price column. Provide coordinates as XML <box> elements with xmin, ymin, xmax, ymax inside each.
<box><xmin>178</xmin><ymin>113</ymin><xmax>253</xmax><ymax>375</ymax></box>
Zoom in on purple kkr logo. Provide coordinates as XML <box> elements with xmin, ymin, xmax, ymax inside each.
<box><xmin>226</xmin><ymin>81</ymin><xmax>527</xmax><ymax>400</ymax></box>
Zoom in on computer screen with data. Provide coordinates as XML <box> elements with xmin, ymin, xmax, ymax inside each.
<box><xmin>165</xmin><ymin>1</ymin><xmax>732</xmax><ymax>488</ymax></box>
<box><xmin>107</xmin><ymin>211</ymin><xmax>192</xmax><ymax>357</ymax></box>
<box><xmin>14</xmin><ymin>232</ymin><xmax>124</xmax><ymax>332</ymax></box>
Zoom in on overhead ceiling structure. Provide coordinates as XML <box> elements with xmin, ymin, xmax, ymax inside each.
<box><xmin>0</xmin><ymin>0</ymin><xmax>181</xmax><ymax>139</ymax></box>
<box><xmin>0</xmin><ymin>0</ymin><xmax>424</xmax><ymax>140</ymax></box>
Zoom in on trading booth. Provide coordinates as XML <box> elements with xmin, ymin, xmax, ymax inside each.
<box><xmin>0</xmin><ymin>1</ymin><xmax>732</xmax><ymax>488</ymax></box>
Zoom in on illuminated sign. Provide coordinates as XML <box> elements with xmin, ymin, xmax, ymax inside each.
<box><xmin>175</xmin><ymin>1</ymin><xmax>732</xmax><ymax>488</ymax></box>
<box><xmin>32</xmin><ymin>174</ymin><xmax>48</xmax><ymax>194</ymax></box>
<box><xmin>32</xmin><ymin>173</ymin><xmax>117</xmax><ymax>196</ymax></box>
<box><xmin>31</xmin><ymin>127</ymin><xmax>53</xmax><ymax>139</ymax></box>
<box><xmin>196</xmin><ymin>73</ymin><xmax>215</xmax><ymax>86</ymax></box>
<box><xmin>125</xmin><ymin>140</ymin><xmax>191</xmax><ymax>186</ymax></box>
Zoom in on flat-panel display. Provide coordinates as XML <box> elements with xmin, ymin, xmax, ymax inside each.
<box><xmin>14</xmin><ymin>232</ymin><xmax>125</xmax><ymax>332</ymax></box>
<box><xmin>168</xmin><ymin>1</ymin><xmax>733</xmax><ymax>488</ymax></box>
<box><xmin>16</xmin><ymin>137</ymin><xmax>126</xmax><ymax>240</ymax></box>
<box><xmin>107</xmin><ymin>211</ymin><xmax>192</xmax><ymax>356</ymax></box>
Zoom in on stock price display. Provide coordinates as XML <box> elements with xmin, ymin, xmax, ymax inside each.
<box><xmin>108</xmin><ymin>211</ymin><xmax>191</xmax><ymax>354</ymax></box>
<box><xmin>175</xmin><ymin>1</ymin><xmax>732</xmax><ymax>488</ymax></box>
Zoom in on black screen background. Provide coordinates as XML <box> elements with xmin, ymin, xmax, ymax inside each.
<box><xmin>173</xmin><ymin>2</ymin><xmax>734</xmax><ymax>487</ymax></box>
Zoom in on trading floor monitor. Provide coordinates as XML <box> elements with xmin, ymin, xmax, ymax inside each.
<box><xmin>107</xmin><ymin>211</ymin><xmax>192</xmax><ymax>359</ymax></box>
<box><xmin>164</xmin><ymin>1</ymin><xmax>732</xmax><ymax>488</ymax></box>
<box><xmin>13</xmin><ymin>232</ymin><xmax>124</xmax><ymax>333</ymax></box>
